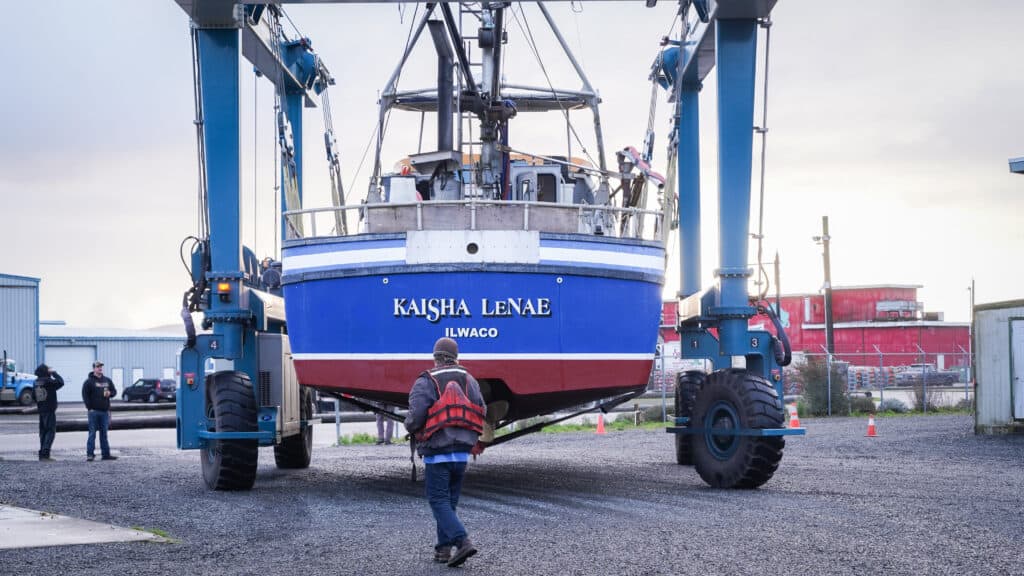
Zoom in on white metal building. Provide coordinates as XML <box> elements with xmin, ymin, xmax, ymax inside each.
<box><xmin>974</xmin><ymin>300</ymin><xmax>1024</xmax><ymax>434</ymax></box>
<box><xmin>40</xmin><ymin>325</ymin><xmax>185</xmax><ymax>403</ymax></box>
<box><xmin>0</xmin><ymin>273</ymin><xmax>40</xmax><ymax>373</ymax></box>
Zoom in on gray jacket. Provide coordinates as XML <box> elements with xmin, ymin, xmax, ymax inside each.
<box><xmin>405</xmin><ymin>363</ymin><xmax>486</xmax><ymax>457</ymax></box>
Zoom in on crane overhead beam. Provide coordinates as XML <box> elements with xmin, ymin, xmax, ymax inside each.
<box><xmin>175</xmin><ymin>1</ymin><xmax>776</xmax><ymax>28</ymax></box>
<box><xmin>242</xmin><ymin>19</ymin><xmax>323</xmax><ymax>106</ymax></box>
<box><xmin>175</xmin><ymin>0</ymin><xmax>650</xmax><ymax>27</ymax></box>
<box><xmin>1011</xmin><ymin>157</ymin><xmax>1024</xmax><ymax>174</ymax></box>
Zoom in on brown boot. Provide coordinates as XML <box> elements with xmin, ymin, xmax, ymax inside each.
<box><xmin>433</xmin><ymin>546</ymin><xmax>452</xmax><ymax>563</ymax></box>
<box><xmin>447</xmin><ymin>538</ymin><xmax>477</xmax><ymax>567</ymax></box>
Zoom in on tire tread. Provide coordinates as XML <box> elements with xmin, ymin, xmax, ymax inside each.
<box><xmin>692</xmin><ymin>369</ymin><xmax>785</xmax><ymax>489</ymax></box>
<box><xmin>202</xmin><ymin>372</ymin><xmax>258</xmax><ymax>491</ymax></box>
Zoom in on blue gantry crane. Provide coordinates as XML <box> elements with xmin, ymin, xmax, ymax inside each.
<box><xmin>653</xmin><ymin>0</ymin><xmax>803</xmax><ymax>488</ymax></box>
<box><xmin>174</xmin><ymin>0</ymin><xmax>800</xmax><ymax>491</ymax></box>
<box><xmin>175</xmin><ymin>3</ymin><xmax>335</xmax><ymax>489</ymax></box>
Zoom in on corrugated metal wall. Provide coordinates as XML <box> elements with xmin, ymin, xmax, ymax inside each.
<box><xmin>974</xmin><ymin>303</ymin><xmax>1024</xmax><ymax>433</ymax></box>
<box><xmin>659</xmin><ymin>289</ymin><xmax>969</xmax><ymax>365</ymax></box>
<box><xmin>831</xmin><ymin>287</ymin><xmax>919</xmax><ymax>323</ymax></box>
<box><xmin>0</xmin><ymin>274</ymin><xmax>39</xmax><ymax>371</ymax></box>
<box><xmin>42</xmin><ymin>337</ymin><xmax>184</xmax><ymax>403</ymax></box>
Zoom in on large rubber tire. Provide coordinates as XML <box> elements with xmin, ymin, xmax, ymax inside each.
<box><xmin>692</xmin><ymin>369</ymin><xmax>785</xmax><ymax>489</ymax></box>
<box><xmin>148</xmin><ymin>392</ymin><xmax>157</xmax><ymax>403</ymax></box>
<box><xmin>201</xmin><ymin>371</ymin><xmax>258</xmax><ymax>491</ymax></box>
<box><xmin>274</xmin><ymin>386</ymin><xmax>313</xmax><ymax>469</ymax></box>
<box><xmin>674</xmin><ymin>371</ymin><xmax>706</xmax><ymax>466</ymax></box>
<box><xmin>18</xmin><ymin>388</ymin><xmax>35</xmax><ymax>406</ymax></box>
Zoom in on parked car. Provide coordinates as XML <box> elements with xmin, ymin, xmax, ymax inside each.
<box><xmin>122</xmin><ymin>378</ymin><xmax>177</xmax><ymax>403</ymax></box>
<box><xmin>895</xmin><ymin>364</ymin><xmax>960</xmax><ymax>386</ymax></box>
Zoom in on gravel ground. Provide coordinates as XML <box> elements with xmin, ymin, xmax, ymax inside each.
<box><xmin>1</xmin><ymin>414</ymin><xmax>1022</xmax><ymax>576</ymax></box>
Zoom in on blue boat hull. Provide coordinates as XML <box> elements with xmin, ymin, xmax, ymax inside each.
<box><xmin>282</xmin><ymin>233</ymin><xmax>665</xmax><ymax>418</ymax></box>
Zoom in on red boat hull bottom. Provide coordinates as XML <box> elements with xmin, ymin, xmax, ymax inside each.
<box><xmin>295</xmin><ymin>358</ymin><xmax>653</xmax><ymax>419</ymax></box>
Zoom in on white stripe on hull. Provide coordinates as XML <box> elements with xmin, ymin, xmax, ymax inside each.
<box><xmin>293</xmin><ymin>353</ymin><xmax>656</xmax><ymax>361</ymax></box>
<box><xmin>284</xmin><ymin>240</ymin><xmax>663</xmax><ymax>276</ymax></box>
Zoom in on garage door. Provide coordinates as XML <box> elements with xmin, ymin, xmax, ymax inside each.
<box><xmin>44</xmin><ymin>346</ymin><xmax>96</xmax><ymax>403</ymax></box>
<box><xmin>1013</xmin><ymin>320</ymin><xmax>1024</xmax><ymax>420</ymax></box>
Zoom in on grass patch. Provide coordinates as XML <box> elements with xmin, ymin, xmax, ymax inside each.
<box><xmin>498</xmin><ymin>416</ymin><xmax>671</xmax><ymax>435</ymax></box>
<box><xmin>336</xmin><ymin>433</ymin><xmax>377</xmax><ymax>445</ymax></box>
<box><xmin>867</xmin><ymin>408</ymin><xmax>972</xmax><ymax>418</ymax></box>
<box><xmin>334</xmin><ymin>432</ymin><xmax>410</xmax><ymax>445</ymax></box>
<box><xmin>132</xmin><ymin>526</ymin><xmax>176</xmax><ymax>542</ymax></box>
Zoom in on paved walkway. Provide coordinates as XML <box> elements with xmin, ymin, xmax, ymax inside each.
<box><xmin>0</xmin><ymin>504</ymin><xmax>168</xmax><ymax>550</ymax></box>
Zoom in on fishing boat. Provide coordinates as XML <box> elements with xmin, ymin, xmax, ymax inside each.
<box><xmin>279</xmin><ymin>3</ymin><xmax>669</xmax><ymax>441</ymax></box>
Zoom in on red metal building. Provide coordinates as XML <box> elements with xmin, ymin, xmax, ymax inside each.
<box><xmin>661</xmin><ymin>284</ymin><xmax>970</xmax><ymax>370</ymax></box>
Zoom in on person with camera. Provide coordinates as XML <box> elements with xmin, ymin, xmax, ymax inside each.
<box><xmin>34</xmin><ymin>363</ymin><xmax>64</xmax><ymax>461</ymax></box>
<box><xmin>81</xmin><ymin>361</ymin><xmax>118</xmax><ymax>461</ymax></box>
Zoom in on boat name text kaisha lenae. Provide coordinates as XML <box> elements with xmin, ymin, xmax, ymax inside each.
<box><xmin>392</xmin><ymin>297</ymin><xmax>553</xmax><ymax>323</ymax></box>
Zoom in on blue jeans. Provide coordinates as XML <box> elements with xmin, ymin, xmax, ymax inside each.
<box><xmin>38</xmin><ymin>410</ymin><xmax>56</xmax><ymax>458</ymax></box>
<box><xmin>424</xmin><ymin>461</ymin><xmax>468</xmax><ymax>550</ymax></box>
<box><xmin>87</xmin><ymin>410</ymin><xmax>111</xmax><ymax>457</ymax></box>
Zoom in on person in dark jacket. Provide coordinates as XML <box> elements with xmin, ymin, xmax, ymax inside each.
<box><xmin>405</xmin><ymin>337</ymin><xmax>486</xmax><ymax>567</ymax></box>
<box><xmin>81</xmin><ymin>361</ymin><xmax>117</xmax><ymax>461</ymax></box>
<box><xmin>34</xmin><ymin>364</ymin><xmax>64</xmax><ymax>461</ymax></box>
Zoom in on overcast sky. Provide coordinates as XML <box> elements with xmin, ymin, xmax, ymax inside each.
<box><xmin>2</xmin><ymin>1</ymin><xmax>1022</xmax><ymax>330</ymax></box>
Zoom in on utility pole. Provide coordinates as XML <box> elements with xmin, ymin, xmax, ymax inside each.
<box><xmin>773</xmin><ymin>251</ymin><xmax>782</xmax><ymax>315</ymax></box>
<box><xmin>774</xmin><ymin>251</ymin><xmax>785</xmax><ymax>392</ymax></box>
<box><xmin>968</xmin><ymin>278</ymin><xmax>975</xmax><ymax>383</ymax></box>
<box><xmin>813</xmin><ymin>216</ymin><xmax>835</xmax><ymax>354</ymax></box>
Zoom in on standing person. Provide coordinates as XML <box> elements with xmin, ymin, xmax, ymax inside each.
<box><xmin>81</xmin><ymin>361</ymin><xmax>118</xmax><ymax>461</ymax></box>
<box><xmin>34</xmin><ymin>364</ymin><xmax>64</xmax><ymax>461</ymax></box>
<box><xmin>405</xmin><ymin>337</ymin><xmax>486</xmax><ymax>567</ymax></box>
<box><xmin>375</xmin><ymin>406</ymin><xmax>394</xmax><ymax>445</ymax></box>
<box><xmin>260</xmin><ymin>257</ymin><xmax>282</xmax><ymax>294</ymax></box>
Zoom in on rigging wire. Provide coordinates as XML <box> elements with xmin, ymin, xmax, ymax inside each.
<box><xmin>369</xmin><ymin>2</ymin><xmax>422</xmax><ymax>192</ymax></box>
<box><xmin>189</xmin><ymin>26</ymin><xmax>210</xmax><ymax>242</ymax></box>
<box><xmin>253</xmin><ymin>69</ymin><xmax>259</xmax><ymax>258</ymax></box>
<box><xmin>569</xmin><ymin>2</ymin><xmax>586</xmax><ymax>162</ymax></box>
<box><xmin>509</xmin><ymin>4</ymin><xmax>597</xmax><ymax>169</ymax></box>
<box><xmin>571</xmin><ymin>1</ymin><xmax>586</xmax><ymax>71</ymax></box>
<box><xmin>273</xmin><ymin>102</ymin><xmax>280</xmax><ymax>258</ymax></box>
<box><xmin>665</xmin><ymin>7</ymin><xmax>681</xmax><ymax>41</ymax></box>
<box><xmin>753</xmin><ymin>18</ymin><xmax>773</xmax><ymax>300</ymax></box>
<box><xmin>269</xmin><ymin>7</ymin><xmax>304</xmax><ymax>243</ymax></box>
<box><xmin>281</xmin><ymin>9</ymin><xmax>304</xmax><ymax>42</ymax></box>
<box><xmin>321</xmin><ymin>74</ymin><xmax>348</xmax><ymax>235</ymax></box>
<box><xmin>348</xmin><ymin>123</ymin><xmax>380</xmax><ymax>198</ymax></box>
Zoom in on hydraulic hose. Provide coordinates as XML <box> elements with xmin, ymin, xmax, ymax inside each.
<box><xmin>757</xmin><ymin>301</ymin><xmax>792</xmax><ymax>367</ymax></box>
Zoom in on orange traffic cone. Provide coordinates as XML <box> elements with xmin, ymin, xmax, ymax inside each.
<box><xmin>865</xmin><ymin>415</ymin><xmax>877</xmax><ymax>437</ymax></box>
<box><xmin>596</xmin><ymin>414</ymin><xmax>606</xmax><ymax>435</ymax></box>
<box><xmin>787</xmin><ymin>404</ymin><xmax>802</xmax><ymax>428</ymax></box>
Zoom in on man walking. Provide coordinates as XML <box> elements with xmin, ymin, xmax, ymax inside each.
<box><xmin>405</xmin><ymin>337</ymin><xmax>486</xmax><ymax>567</ymax></box>
<box><xmin>81</xmin><ymin>361</ymin><xmax>118</xmax><ymax>461</ymax></box>
<box><xmin>34</xmin><ymin>364</ymin><xmax>64</xmax><ymax>461</ymax></box>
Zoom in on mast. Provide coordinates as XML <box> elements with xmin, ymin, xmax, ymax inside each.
<box><xmin>478</xmin><ymin>3</ymin><xmax>505</xmax><ymax>199</ymax></box>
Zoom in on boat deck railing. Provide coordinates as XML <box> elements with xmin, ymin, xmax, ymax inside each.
<box><xmin>284</xmin><ymin>200</ymin><xmax>667</xmax><ymax>243</ymax></box>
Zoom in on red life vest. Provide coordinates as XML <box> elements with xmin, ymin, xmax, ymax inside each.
<box><xmin>416</xmin><ymin>366</ymin><xmax>486</xmax><ymax>442</ymax></box>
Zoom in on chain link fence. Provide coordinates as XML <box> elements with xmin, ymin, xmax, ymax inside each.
<box><xmin>647</xmin><ymin>347</ymin><xmax>974</xmax><ymax>417</ymax></box>
<box><xmin>791</xmin><ymin>351</ymin><xmax>973</xmax><ymax>413</ymax></box>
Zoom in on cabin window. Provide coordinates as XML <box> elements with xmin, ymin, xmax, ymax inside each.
<box><xmin>537</xmin><ymin>173</ymin><xmax>557</xmax><ymax>202</ymax></box>
<box><xmin>519</xmin><ymin>178</ymin><xmax>533</xmax><ymax>200</ymax></box>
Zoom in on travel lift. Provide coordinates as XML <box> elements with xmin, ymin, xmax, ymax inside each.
<box><xmin>655</xmin><ymin>0</ymin><xmax>803</xmax><ymax>488</ymax></box>
<box><xmin>174</xmin><ymin>0</ymin><xmax>801</xmax><ymax>491</ymax></box>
